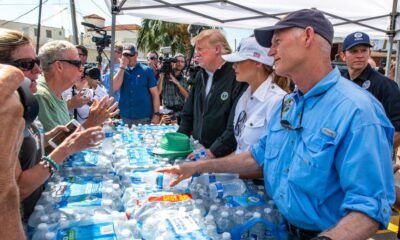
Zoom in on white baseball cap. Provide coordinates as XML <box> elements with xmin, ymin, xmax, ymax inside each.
<box><xmin>222</xmin><ymin>37</ymin><xmax>273</xmax><ymax>66</ymax></box>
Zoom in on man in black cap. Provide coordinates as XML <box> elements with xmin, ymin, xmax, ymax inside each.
<box><xmin>340</xmin><ymin>31</ymin><xmax>400</xmax><ymax>161</ymax></box>
<box><xmin>113</xmin><ymin>43</ymin><xmax>160</xmax><ymax>126</ymax></box>
<box><xmin>158</xmin><ymin>9</ymin><xmax>395</xmax><ymax>240</ymax></box>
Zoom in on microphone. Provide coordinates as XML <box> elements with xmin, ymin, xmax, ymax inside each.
<box><xmin>81</xmin><ymin>22</ymin><xmax>100</xmax><ymax>29</ymax></box>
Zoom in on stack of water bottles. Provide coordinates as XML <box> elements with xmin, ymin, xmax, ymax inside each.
<box><xmin>28</xmin><ymin>120</ymin><xmax>288</xmax><ymax>239</ymax></box>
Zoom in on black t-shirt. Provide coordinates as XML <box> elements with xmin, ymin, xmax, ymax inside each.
<box><xmin>342</xmin><ymin>64</ymin><xmax>400</xmax><ymax>131</ymax></box>
<box><xmin>19</xmin><ymin>123</ymin><xmax>44</xmax><ymax>222</ymax></box>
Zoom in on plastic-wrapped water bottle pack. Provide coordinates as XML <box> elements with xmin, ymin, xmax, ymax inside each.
<box><xmin>28</xmin><ymin>122</ymin><xmax>290</xmax><ymax>239</ymax></box>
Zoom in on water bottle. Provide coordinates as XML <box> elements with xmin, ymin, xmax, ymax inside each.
<box><xmin>222</xmin><ymin>232</ymin><xmax>232</xmax><ymax>240</ymax></box>
<box><xmin>195</xmin><ymin>173</ymin><xmax>239</xmax><ymax>185</ymax></box>
<box><xmin>234</xmin><ymin>210</ymin><xmax>249</xmax><ymax>240</ymax></box>
<box><xmin>206</xmin><ymin>224</ymin><xmax>219</xmax><ymax>239</ymax></box>
<box><xmin>207</xmin><ymin>204</ymin><xmax>218</xmax><ymax>219</ymax></box>
<box><xmin>102</xmin><ymin>123</ymin><xmax>114</xmax><ymax>155</ymax></box>
<box><xmin>249</xmin><ymin>212</ymin><xmax>265</xmax><ymax>240</ymax></box>
<box><xmin>193</xmin><ymin>140</ymin><xmax>207</xmax><ymax>160</ymax></box>
<box><xmin>207</xmin><ymin>179</ymin><xmax>247</xmax><ymax>198</ymax></box>
<box><xmin>195</xmin><ymin>199</ymin><xmax>206</xmax><ymax>216</ymax></box>
<box><xmin>216</xmin><ymin>211</ymin><xmax>232</xmax><ymax>234</ymax></box>
<box><xmin>31</xmin><ymin>223</ymin><xmax>51</xmax><ymax>240</ymax></box>
<box><xmin>263</xmin><ymin>208</ymin><xmax>276</xmax><ymax>240</ymax></box>
<box><xmin>27</xmin><ymin>205</ymin><xmax>46</xmax><ymax>235</ymax></box>
<box><xmin>35</xmin><ymin>120</ymin><xmax>45</xmax><ymax>157</ymax></box>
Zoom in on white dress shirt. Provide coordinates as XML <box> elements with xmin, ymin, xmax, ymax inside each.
<box><xmin>233</xmin><ymin>75</ymin><xmax>286</xmax><ymax>154</ymax></box>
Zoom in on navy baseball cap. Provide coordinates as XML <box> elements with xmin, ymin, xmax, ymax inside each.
<box><xmin>342</xmin><ymin>32</ymin><xmax>373</xmax><ymax>52</ymax></box>
<box><xmin>254</xmin><ymin>9</ymin><xmax>334</xmax><ymax>48</ymax></box>
<box><xmin>122</xmin><ymin>44</ymin><xmax>136</xmax><ymax>55</ymax></box>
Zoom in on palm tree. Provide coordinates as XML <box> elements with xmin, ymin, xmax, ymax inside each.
<box><xmin>137</xmin><ymin>19</ymin><xmax>199</xmax><ymax>59</ymax></box>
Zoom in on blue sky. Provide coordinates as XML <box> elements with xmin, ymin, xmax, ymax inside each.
<box><xmin>0</xmin><ymin>0</ymin><xmax>253</xmax><ymax>50</ymax></box>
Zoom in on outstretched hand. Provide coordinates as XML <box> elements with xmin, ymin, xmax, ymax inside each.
<box><xmin>85</xmin><ymin>96</ymin><xmax>119</xmax><ymax>128</ymax></box>
<box><xmin>156</xmin><ymin>162</ymin><xmax>200</xmax><ymax>187</ymax></box>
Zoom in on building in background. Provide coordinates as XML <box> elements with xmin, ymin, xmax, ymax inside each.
<box><xmin>0</xmin><ymin>19</ymin><xmax>66</xmax><ymax>48</ymax></box>
<box><xmin>81</xmin><ymin>14</ymin><xmax>144</xmax><ymax>66</ymax></box>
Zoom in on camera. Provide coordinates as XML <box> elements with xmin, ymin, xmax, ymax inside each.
<box><xmin>160</xmin><ymin>57</ymin><xmax>177</xmax><ymax>75</ymax></box>
<box><xmin>17</xmin><ymin>77</ymin><xmax>39</xmax><ymax>126</ymax></box>
<box><xmin>92</xmin><ymin>35</ymin><xmax>111</xmax><ymax>48</ymax></box>
<box><xmin>83</xmin><ymin>64</ymin><xmax>101</xmax><ymax>80</ymax></box>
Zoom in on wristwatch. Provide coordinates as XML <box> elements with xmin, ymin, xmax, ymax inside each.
<box><xmin>311</xmin><ymin>236</ymin><xmax>333</xmax><ymax>240</ymax></box>
<box><xmin>153</xmin><ymin>112</ymin><xmax>161</xmax><ymax>116</ymax></box>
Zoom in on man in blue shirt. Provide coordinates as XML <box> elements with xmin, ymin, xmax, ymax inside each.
<box><xmin>158</xmin><ymin>9</ymin><xmax>395</xmax><ymax>240</ymax></box>
<box><xmin>113</xmin><ymin>44</ymin><xmax>160</xmax><ymax>126</ymax></box>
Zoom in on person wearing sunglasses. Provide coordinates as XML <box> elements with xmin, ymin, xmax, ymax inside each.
<box><xmin>147</xmin><ymin>51</ymin><xmax>160</xmax><ymax>79</ymax></box>
<box><xmin>113</xmin><ymin>43</ymin><xmax>160</xmax><ymax>126</ymax></box>
<box><xmin>0</xmin><ymin>29</ymin><xmax>108</xmax><ymax>227</ymax></box>
<box><xmin>35</xmin><ymin>40</ymin><xmax>119</xmax><ymax>132</ymax></box>
<box><xmin>158</xmin><ymin>9</ymin><xmax>395</xmax><ymax>240</ymax></box>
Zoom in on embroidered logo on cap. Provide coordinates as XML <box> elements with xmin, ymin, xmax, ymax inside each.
<box><xmin>253</xmin><ymin>52</ymin><xmax>261</xmax><ymax>58</ymax></box>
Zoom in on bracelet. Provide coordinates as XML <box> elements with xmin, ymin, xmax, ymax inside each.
<box><xmin>42</xmin><ymin>155</ymin><xmax>60</xmax><ymax>171</ymax></box>
<box><xmin>119</xmin><ymin>67</ymin><xmax>126</xmax><ymax>70</ymax></box>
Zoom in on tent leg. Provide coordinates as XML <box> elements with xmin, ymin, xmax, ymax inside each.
<box><xmin>386</xmin><ymin>36</ymin><xmax>394</xmax><ymax>77</ymax></box>
<box><xmin>396</xmin><ymin>41</ymin><xmax>400</xmax><ymax>86</ymax></box>
<box><xmin>109</xmin><ymin>0</ymin><xmax>118</xmax><ymax>96</ymax></box>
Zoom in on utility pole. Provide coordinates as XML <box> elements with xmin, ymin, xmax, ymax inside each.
<box><xmin>69</xmin><ymin>0</ymin><xmax>79</xmax><ymax>44</ymax></box>
<box><xmin>36</xmin><ymin>0</ymin><xmax>43</xmax><ymax>54</ymax></box>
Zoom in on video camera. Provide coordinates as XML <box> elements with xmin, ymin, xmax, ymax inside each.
<box><xmin>160</xmin><ymin>57</ymin><xmax>177</xmax><ymax>75</ymax></box>
<box><xmin>83</xmin><ymin>64</ymin><xmax>101</xmax><ymax>80</ymax></box>
<box><xmin>92</xmin><ymin>35</ymin><xmax>111</xmax><ymax>49</ymax></box>
<box><xmin>159</xmin><ymin>46</ymin><xmax>177</xmax><ymax>75</ymax></box>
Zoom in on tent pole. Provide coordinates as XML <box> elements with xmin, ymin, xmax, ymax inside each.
<box><xmin>36</xmin><ymin>0</ymin><xmax>43</xmax><ymax>54</ymax></box>
<box><xmin>386</xmin><ymin>0</ymin><xmax>398</xmax><ymax>76</ymax></box>
<box><xmin>69</xmin><ymin>0</ymin><xmax>79</xmax><ymax>45</ymax></box>
<box><xmin>109</xmin><ymin>0</ymin><xmax>118</xmax><ymax>96</ymax></box>
<box><xmin>395</xmin><ymin>41</ymin><xmax>400</xmax><ymax>85</ymax></box>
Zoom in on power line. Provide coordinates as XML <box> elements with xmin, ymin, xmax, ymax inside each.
<box><xmin>42</xmin><ymin>7</ymin><xmax>68</xmax><ymax>23</ymax></box>
<box><xmin>0</xmin><ymin>0</ymin><xmax>49</xmax><ymax>26</ymax></box>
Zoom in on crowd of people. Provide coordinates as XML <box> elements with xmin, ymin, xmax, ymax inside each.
<box><xmin>0</xmin><ymin>8</ymin><xmax>400</xmax><ymax>240</ymax></box>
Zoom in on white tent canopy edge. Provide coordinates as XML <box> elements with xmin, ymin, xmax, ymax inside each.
<box><xmin>103</xmin><ymin>0</ymin><xmax>400</xmax><ymax>92</ymax></box>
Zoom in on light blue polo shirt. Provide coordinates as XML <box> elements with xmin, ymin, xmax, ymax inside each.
<box><xmin>251</xmin><ymin>67</ymin><xmax>395</xmax><ymax>231</ymax></box>
<box><xmin>119</xmin><ymin>63</ymin><xmax>157</xmax><ymax>120</ymax></box>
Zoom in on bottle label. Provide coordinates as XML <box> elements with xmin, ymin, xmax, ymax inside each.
<box><xmin>208</xmin><ymin>175</ymin><xmax>216</xmax><ymax>183</ymax></box>
<box><xmin>215</xmin><ymin>182</ymin><xmax>224</xmax><ymax>198</ymax></box>
<box><xmin>226</xmin><ymin>194</ymin><xmax>266</xmax><ymax>207</ymax></box>
<box><xmin>56</xmin><ymin>222</ymin><xmax>116</xmax><ymax>239</ymax></box>
<box><xmin>147</xmin><ymin>193</ymin><xmax>192</xmax><ymax>202</ymax></box>
<box><xmin>55</xmin><ymin>193</ymin><xmax>103</xmax><ymax>208</ymax></box>
<box><xmin>63</xmin><ymin>152</ymin><xmax>99</xmax><ymax>167</ymax></box>
<box><xmin>105</xmin><ymin>132</ymin><xmax>113</xmax><ymax>138</ymax></box>
<box><xmin>165</xmin><ymin>213</ymin><xmax>203</xmax><ymax>236</ymax></box>
<box><xmin>156</xmin><ymin>174</ymin><xmax>164</xmax><ymax>189</ymax></box>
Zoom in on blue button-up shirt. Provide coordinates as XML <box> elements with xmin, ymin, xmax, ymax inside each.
<box><xmin>251</xmin><ymin>67</ymin><xmax>395</xmax><ymax>231</ymax></box>
<box><xmin>119</xmin><ymin>63</ymin><xmax>157</xmax><ymax>120</ymax></box>
<box><xmin>102</xmin><ymin>63</ymin><xmax>121</xmax><ymax>102</ymax></box>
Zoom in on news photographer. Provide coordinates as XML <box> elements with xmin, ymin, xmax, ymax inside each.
<box><xmin>0</xmin><ymin>28</ymin><xmax>107</xmax><ymax>228</ymax></box>
<box><xmin>157</xmin><ymin>53</ymin><xmax>189</xmax><ymax>123</ymax></box>
<box><xmin>63</xmin><ymin>64</ymin><xmax>108</xmax><ymax>124</ymax></box>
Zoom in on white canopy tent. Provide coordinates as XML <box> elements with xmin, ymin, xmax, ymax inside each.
<box><xmin>103</xmin><ymin>0</ymin><xmax>400</xmax><ymax>91</ymax></box>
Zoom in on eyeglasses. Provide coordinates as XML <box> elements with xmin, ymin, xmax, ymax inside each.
<box><xmin>234</xmin><ymin>110</ymin><xmax>247</xmax><ymax>136</ymax></box>
<box><xmin>11</xmin><ymin>58</ymin><xmax>40</xmax><ymax>71</ymax></box>
<box><xmin>78</xmin><ymin>53</ymin><xmax>87</xmax><ymax>57</ymax></box>
<box><xmin>280</xmin><ymin>94</ymin><xmax>305</xmax><ymax>131</ymax></box>
<box><xmin>52</xmin><ymin>59</ymin><xmax>82</xmax><ymax>69</ymax></box>
<box><xmin>123</xmin><ymin>53</ymin><xmax>135</xmax><ymax>57</ymax></box>
<box><xmin>148</xmin><ymin>56</ymin><xmax>157</xmax><ymax>60</ymax></box>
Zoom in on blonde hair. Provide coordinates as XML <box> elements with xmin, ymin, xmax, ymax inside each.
<box><xmin>0</xmin><ymin>28</ymin><xmax>31</xmax><ymax>63</ymax></box>
<box><xmin>262</xmin><ymin>64</ymin><xmax>291</xmax><ymax>93</ymax></box>
<box><xmin>192</xmin><ymin>29</ymin><xmax>232</xmax><ymax>54</ymax></box>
